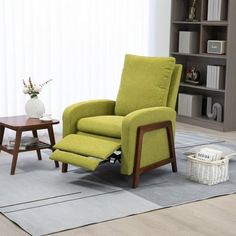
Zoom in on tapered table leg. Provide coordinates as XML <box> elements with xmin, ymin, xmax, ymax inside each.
<box><xmin>32</xmin><ymin>130</ymin><xmax>42</xmax><ymax>160</ymax></box>
<box><xmin>11</xmin><ymin>130</ymin><xmax>22</xmax><ymax>175</ymax></box>
<box><xmin>48</xmin><ymin>125</ymin><xmax>59</xmax><ymax>168</ymax></box>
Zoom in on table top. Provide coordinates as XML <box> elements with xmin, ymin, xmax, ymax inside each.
<box><xmin>0</xmin><ymin>115</ymin><xmax>59</xmax><ymax>130</ymax></box>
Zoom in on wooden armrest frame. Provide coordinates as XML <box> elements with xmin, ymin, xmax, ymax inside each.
<box><xmin>132</xmin><ymin>120</ymin><xmax>177</xmax><ymax>188</ymax></box>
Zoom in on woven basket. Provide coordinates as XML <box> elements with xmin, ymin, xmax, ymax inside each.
<box><xmin>186</xmin><ymin>155</ymin><xmax>229</xmax><ymax>185</ymax></box>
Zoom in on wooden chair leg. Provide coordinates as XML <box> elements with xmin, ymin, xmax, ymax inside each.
<box><xmin>62</xmin><ymin>163</ymin><xmax>68</xmax><ymax>173</ymax></box>
<box><xmin>132</xmin><ymin>127</ymin><xmax>143</xmax><ymax>188</ymax></box>
<box><xmin>166</xmin><ymin>123</ymin><xmax>178</xmax><ymax>173</ymax></box>
<box><xmin>132</xmin><ymin>172</ymin><xmax>140</xmax><ymax>188</ymax></box>
<box><xmin>171</xmin><ymin>159</ymin><xmax>177</xmax><ymax>172</ymax></box>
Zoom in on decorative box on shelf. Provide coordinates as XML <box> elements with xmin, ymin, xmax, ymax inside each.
<box><xmin>207</xmin><ymin>40</ymin><xmax>227</xmax><ymax>55</ymax></box>
<box><xmin>178</xmin><ymin>31</ymin><xmax>199</xmax><ymax>54</ymax></box>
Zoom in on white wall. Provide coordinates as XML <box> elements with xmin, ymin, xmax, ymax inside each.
<box><xmin>0</xmin><ymin>0</ymin><xmax>172</xmax><ymax>124</ymax></box>
<box><xmin>0</xmin><ymin>0</ymin><xmax>150</xmax><ymax>119</ymax></box>
<box><xmin>148</xmin><ymin>0</ymin><xmax>171</xmax><ymax>56</ymax></box>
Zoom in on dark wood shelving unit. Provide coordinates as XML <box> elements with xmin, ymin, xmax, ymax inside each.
<box><xmin>170</xmin><ymin>0</ymin><xmax>236</xmax><ymax>131</ymax></box>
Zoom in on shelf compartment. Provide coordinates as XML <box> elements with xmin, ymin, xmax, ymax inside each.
<box><xmin>179</xmin><ymin>88</ymin><xmax>225</xmax><ymax>103</ymax></box>
<box><xmin>177</xmin><ymin>92</ymin><xmax>225</xmax><ymax>123</ymax></box>
<box><xmin>171</xmin><ymin>0</ymin><xmax>202</xmax><ymax>22</ymax></box>
<box><xmin>176</xmin><ymin>55</ymin><xmax>226</xmax><ymax>88</ymax></box>
<box><xmin>202</xmin><ymin>0</ymin><xmax>228</xmax><ymax>21</ymax></box>
<box><xmin>170</xmin><ymin>24</ymin><xmax>201</xmax><ymax>53</ymax></box>
<box><xmin>200</xmin><ymin>25</ymin><xmax>227</xmax><ymax>54</ymax></box>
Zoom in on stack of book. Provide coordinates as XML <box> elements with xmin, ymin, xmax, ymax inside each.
<box><xmin>7</xmin><ymin>136</ymin><xmax>39</xmax><ymax>150</ymax></box>
<box><xmin>206</xmin><ymin>65</ymin><xmax>225</xmax><ymax>89</ymax></box>
<box><xmin>196</xmin><ymin>148</ymin><xmax>223</xmax><ymax>161</ymax></box>
<box><xmin>178</xmin><ymin>93</ymin><xmax>202</xmax><ymax>117</ymax></box>
<box><xmin>207</xmin><ymin>0</ymin><xmax>227</xmax><ymax>21</ymax></box>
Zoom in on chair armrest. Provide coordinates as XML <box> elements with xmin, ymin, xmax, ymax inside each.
<box><xmin>121</xmin><ymin>107</ymin><xmax>176</xmax><ymax>175</ymax></box>
<box><xmin>63</xmin><ymin>99</ymin><xmax>115</xmax><ymax>137</ymax></box>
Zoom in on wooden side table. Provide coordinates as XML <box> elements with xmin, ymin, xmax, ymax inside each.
<box><xmin>0</xmin><ymin>115</ymin><xmax>60</xmax><ymax>175</ymax></box>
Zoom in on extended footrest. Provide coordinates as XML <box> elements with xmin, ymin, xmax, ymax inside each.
<box><xmin>50</xmin><ymin>133</ymin><xmax>121</xmax><ymax>171</ymax></box>
<box><xmin>51</xmin><ymin>150</ymin><xmax>103</xmax><ymax>171</ymax></box>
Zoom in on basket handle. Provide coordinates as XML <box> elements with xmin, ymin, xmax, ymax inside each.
<box><xmin>187</xmin><ymin>155</ymin><xmax>230</xmax><ymax>164</ymax></box>
<box><xmin>224</xmin><ymin>153</ymin><xmax>236</xmax><ymax>159</ymax></box>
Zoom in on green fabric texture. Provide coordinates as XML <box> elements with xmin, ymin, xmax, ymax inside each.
<box><xmin>167</xmin><ymin>64</ymin><xmax>183</xmax><ymax>109</ymax></box>
<box><xmin>77</xmin><ymin>115</ymin><xmax>124</xmax><ymax>138</ymax></box>
<box><xmin>50</xmin><ymin>150</ymin><xmax>101</xmax><ymax>171</ymax></box>
<box><xmin>76</xmin><ymin>131</ymin><xmax>121</xmax><ymax>142</ymax></box>
<box><xmin>51</xmin><ymin>55</ymin><xmax>182</xmax><ymax>176</ymax></box>
<box><xmin>63</xmin><ymin>99</ymin><xmax>115</xmax><ymax>137</ymax></box>
<box><xmin>115</xmin><ymin>55</ymin><xmax>176</xmax><ymax>116</ymax></box>
<box><xmin>121</xmin><ymin>107</ymin><xmax>176</xmax><ymax>175</ymax></box>
<box><xmin>141</xmin><ymin>128</ymin><xmax>169</xmax><ymax>167</ymax></box>
<box><xmin>53</xmin><ymin>133</ymin><xmax>121</xmax><ymax>160</ymax></box>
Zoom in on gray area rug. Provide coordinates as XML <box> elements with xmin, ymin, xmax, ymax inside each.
<box><xmin>0</xmin><ymin>133</ymin><xmax>235</xmax><ymax>236</ymax></box>
<box><xmin>175</xmin><ymin>132</ymin><xmax>223</xmax><ymax>148</ymax></box>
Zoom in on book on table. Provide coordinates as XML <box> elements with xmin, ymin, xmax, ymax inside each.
<box><xmin>7</xmin><ymin>136</ymin><xmax>39</xmax><ymax>150</ymax></box>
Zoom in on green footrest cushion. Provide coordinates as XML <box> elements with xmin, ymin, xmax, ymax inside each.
<box><xmin>53</xmin><ymin>133</ymin><xmax>121</xmax><ymax>160</ymax></box>
<box><xmin>50</xmin><ymin>150</ymin><xmax>101</xmax><ymax>171</ymax></box>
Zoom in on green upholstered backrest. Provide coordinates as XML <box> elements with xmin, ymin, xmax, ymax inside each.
<box><xmin>167</xmin><ymin>64</ymin><xmax>183</xmax><ymax>109</ymax></box>
<box><xmin>114</xmin><ymin>55</ymin><xmax>176</xmax><ymax>116</ymax></box>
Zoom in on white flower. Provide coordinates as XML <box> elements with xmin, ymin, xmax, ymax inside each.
<box><xmin>23</xmin><ymin>78</ymin><xmax>52</xmax><ymax>98</ymax></box>
<box><xmin>34</xmin><ymin>85</ymin><xmax>42</xmax><ymax>92</ymax></box>
<box><xmin>23</xmin><ymin>87</ymin><xmax>29</xmax><ymax>94</ymax></box>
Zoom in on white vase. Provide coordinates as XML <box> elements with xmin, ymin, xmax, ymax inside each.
<box><xmin>25</xmin><ymin>96</ymin><xmax>45</xmax><ymax>118</ymax></box>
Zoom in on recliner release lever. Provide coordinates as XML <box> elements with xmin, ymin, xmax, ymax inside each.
<box><xmin>100</xmin><ymin>150</ymin><xmax>122</xmax><ymax>165</ymax></box>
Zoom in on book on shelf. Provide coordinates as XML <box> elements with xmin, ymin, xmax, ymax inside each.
<box><xmin>178</xmin><ymin>93</ymin><xmax>202</xmax><ymax>117</ymax></box>
<box><xmin>207</xmin><ymin>0</ymin><xmax>213</xmax><ymax>21</ymax></box>
<box><xmin>206</xmin><ymin>65</ymin><xmax>225</xmax><ymax>89</ymax></box>
<box><xmin>208</xmin><ymin>0</ymin><xmax>227</xmax><ymax>21</ymax></box>
<box><xmin>7</xmin><ymin>136</ymin><xmax>39</xmax><ymax>150</ymax></box>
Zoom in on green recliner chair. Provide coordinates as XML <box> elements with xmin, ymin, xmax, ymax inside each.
<box><xmin>50</xmin><ymin>54</ymin><xmax>182</xmax><ymax>188</ymax></box>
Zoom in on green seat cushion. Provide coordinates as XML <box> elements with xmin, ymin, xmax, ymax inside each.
<box><xmin>53</xmin><ymin>133</ymin><xmax>121</xmax><ymax>160</ymax></box>
<box><xmin>77</xmin><ymin>115</ymin><xmax>124</xmax><ymax>138</ymax></box>
<box><xmin>115</xmin><ymin>54</ymin><xmax>176</xmax><ymax>116</ymax></box>
<box><xmin>50</xmin><ymin>150</ymin><xmax>101</xmax><ymax>171</ymax></box>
